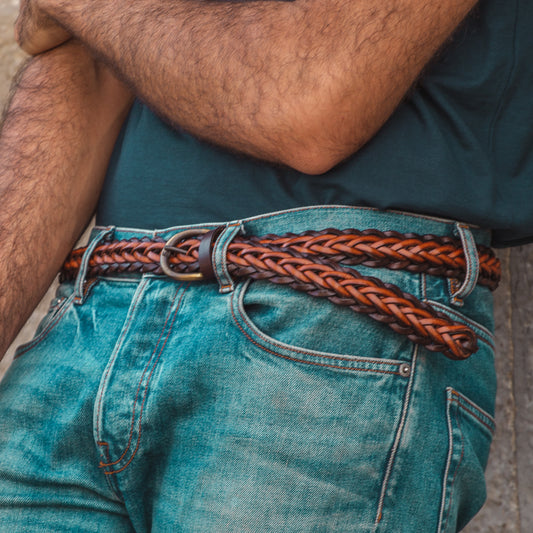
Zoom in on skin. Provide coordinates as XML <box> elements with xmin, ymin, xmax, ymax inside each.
<box><xmin>0</xmin><ymin>43</ymin><xmax>133</xmax><ymax>356</ymax></box>
<box><xmin>15</xmin><ymin>0</ymin><xmax>70</xmax><ymax>54</ymax></box>
<box><xmin>1</xmin><ymin>0</ymin><xmax>477</xmax><ymax>356</ymax></box>
<box><xmin>16</xmin><ymin>0</ymin><xmax>478</xmax><ymax>174</ymax></box>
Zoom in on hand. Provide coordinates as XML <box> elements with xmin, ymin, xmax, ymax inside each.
<box><xmin>15</xmin><ymin>0</ymin><xmax>71</xmax><ymax>55</ymax></box>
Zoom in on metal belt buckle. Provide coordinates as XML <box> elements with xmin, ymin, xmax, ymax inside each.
<box><xmin>160</xmin><ymin>228</ymin><xmax>211</xmax><ymax>281</ymax></box>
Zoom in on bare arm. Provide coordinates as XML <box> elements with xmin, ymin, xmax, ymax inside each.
<box><xmin>0</xmin><ymin>41</ymin><xmax>133</xmax><ymax>357</ymax></box>
<box><xmin>22</xmin><ymin>0</ymin><xmax>477</xmax><ymax>175</ymax></box>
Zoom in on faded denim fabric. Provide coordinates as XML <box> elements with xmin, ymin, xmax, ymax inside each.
<box><xmin>0</xmin><ymin>207</ymin><xmax>496</xmax><ymax>532</ymax></box>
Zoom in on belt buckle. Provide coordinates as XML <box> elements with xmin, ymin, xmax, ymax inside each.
<box><xmin>160</xmin><ymin>228</ymin><xmax>210</xmax><ymax>281</ymax></box>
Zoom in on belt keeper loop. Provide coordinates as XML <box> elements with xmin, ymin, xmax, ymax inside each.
<box><xmin>449</xmin><ymin>223</ymin><xmax>480</xmax><ymax>306</ymax></box>
<box><xmin>73</xmin><ymin>226</ymin><xmax>115</xmax><ymax>305</ymax></box>
<box><xmin>197</xmin><ymin>227</ymin><xmax>224</xmax><ymax>280</ymax></box>
<box><xmin>211</xmin><ymin>221</ymin><xmax>244</xmax><ymax>294</ymax></box>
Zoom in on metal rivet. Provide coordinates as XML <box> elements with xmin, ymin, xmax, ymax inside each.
<box><xmin>399</xmin><ymin>363</ymin><xmax>411</xmax><ymax>377</ymax></box>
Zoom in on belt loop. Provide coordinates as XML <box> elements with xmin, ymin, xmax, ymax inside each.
<box><xmin>449</xmin><ymin>223</ymin><xmax>480</xmax><ymax>306</ymax></box>
<box><xmin>211</xmin><ymin>221</ymin><xmax>244</xmax><ymax>293</ymax></box>
<box><xmin>73</xmin><ymin>226</ymin><xmax>115</xmax><ymax>305</ymax></box>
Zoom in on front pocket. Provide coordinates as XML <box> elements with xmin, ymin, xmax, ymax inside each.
<box><xmin>231</xmin><ymin>279</ymin><xmax>415</xmax><ymax>375</ymax></box>
<box><xmin>439</xmin><ymin>387</ymin><xmax>495</xmax><ymax>532</ymax></box>
<box><xmin>14</xmin><ymin>292</ymin><xmax>75</xmax><ymax>359</ymax></box>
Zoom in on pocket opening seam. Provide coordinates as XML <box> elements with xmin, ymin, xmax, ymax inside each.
<box><xmin>14</xmin><ymin>293</ymin><xmax>75</xmax><ymax>359</ymax></box>
<box><xmin>230</xmin><ymin>284</ymin><xmax>408</xmax><ymax>375</ymax></box>
<box><xmin>448</xmin><ymin>389</ymin><xmax>495</xmax><ymax>433</ymax></box>
<box><xmin>426</xmin><ymin>300</ymin><xmax>495</xmax><ymax>348</ymax></box>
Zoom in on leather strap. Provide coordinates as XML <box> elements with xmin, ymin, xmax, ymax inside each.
<box><xmin>61</xmin><ymin>227</ymin><xmax>501</xmax><ymax>360</ymax></box>
<box><xmin>197</xmin><ymin>227</ymin><xmax>223</xmax><ymax>280</ymax></box>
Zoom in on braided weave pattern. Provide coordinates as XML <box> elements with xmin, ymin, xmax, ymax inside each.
<box><xmin>62</xmin><ymin>229</ymin><xmax>501</xmax><ymax>360</ymax></box>
<box><xmin>254</xmin><ymin>230</ymin><xmax>500</xmax><ymax>290</ymax></box>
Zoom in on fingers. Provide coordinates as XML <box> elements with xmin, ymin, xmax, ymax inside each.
<box><xmin>16</xmin><ymin>24</ymin><xmax>72</xmax><ymax>55</ymax></box>
<box><xmin>15</xmin><ymin>1</ymin><xmax>71</xmax><ymax>55</ymax></box>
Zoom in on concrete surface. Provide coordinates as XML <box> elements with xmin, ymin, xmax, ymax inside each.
<box><xmin>1</xmin><ymin>3</ymin><xmax>532</xmax><ymax>531</ymax></box>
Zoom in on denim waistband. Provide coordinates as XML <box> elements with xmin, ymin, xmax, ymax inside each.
<box><xmin>83</xmin><ymin>205</ymin><xmax>493</xmax><ymax>307</ymax></box>
<box><xmin>91</xmin><ymin>205</ymin><xmax>491</xmax><ymax>246</ymax></box>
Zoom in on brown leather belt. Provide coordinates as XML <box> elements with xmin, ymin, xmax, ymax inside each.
<box><xmin>62</xmin><ymin>228</ymin><xmax>500</xmax><ymax>361</ymax></box>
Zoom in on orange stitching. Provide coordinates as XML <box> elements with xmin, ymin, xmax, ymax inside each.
<box><xmin>450</xmin><ymin>390</ymin><xmax>489</xmax><ymax>416</ymax></box>
<box><xmin>449</xmin><ymin>396</ymin><xmax>495</xmax><ymax>433</ymax></box>
<box><xmin>230</xmin><ymin>289</ymin><xmax>404</xmax><ymax>376</ymax></box>
<box><xmin>99</xmin><ymin>285</ymin><xmax>183</xmax><ymax>468</ymax></box>
<box><xmin>102</xmin><ymin>445</ymin><xmax>124</xmax><ymax>501</ymax></box>
<box><xmin>96</xmin><ymin>279</ymin><xmax>149</xmax><ymax>445</ymax></box>
<box><xmin>104</xmin><ymin>285</ymin><xmax>188</xmax><ymax>475</ymax></box>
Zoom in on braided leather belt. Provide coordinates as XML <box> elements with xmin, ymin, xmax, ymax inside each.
<box><xmin>62</xmin><ymin>228</ymin><xmax>501</xmax><ymax>361</ymax></box>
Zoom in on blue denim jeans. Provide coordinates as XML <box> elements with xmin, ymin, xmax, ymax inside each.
<box><xmin>0</xmin><ymin>207</ymin><xmax>496</xmax><ymax>532</ymax></box>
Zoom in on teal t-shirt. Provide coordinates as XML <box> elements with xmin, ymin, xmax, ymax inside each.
<box><xmin>97</xmin><ymin>0</ymin><xmax>533</xmax><ymax>247</ymax></box>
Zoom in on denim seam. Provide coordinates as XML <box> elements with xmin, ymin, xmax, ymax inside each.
<box><xmin>437</xmin><ymin>386</ymin><xmax>495</xmax><ymax>533</ymax></box>
<box><xmin>78</xmin><ymin>278</ymin><xmax>99</xmax><ymax>302</ymax></box>
<box><xmin>239</xmin><ymin>205</ymin><xmax>481</xmax><ymax>230</ymax></box>
<box><xmin>74</xmin><ymin>227</ymin><xmax>115</xmax><ymax>304</ymax></box>
<box><xmin>445</xmin><ymin>407</ymin><xmax>466</xmax><ymax>532</ymax></box>
<box><xmin>438</xmin><ymin>390</ymin><xmax>455</xmax><ymax>533</ymax></box>
<box><xmin>98</xmin><ymin>285</ymin><xmax>182</xmax><ymax>468</ymax></box>
<box><xmin>104</xmin><ymin>284</ymin><xmax>189</xmax><ymax>476</ymax></box>
<box><xmin>373</xmin><ymin>345</ymin><xmax>418</xmax><ymax>530</ymax></box>
<box><xmin>450</xmin><ymin>224</ymin><xmax>480</xmax><ymax>305</ymax></box>
<box><xmin>14</xmin><ymin>293</ymin><xmax>76</xmax><ymax>359</ymax></box>
<box><xmin>234</xmin><ymin>324</ymin><xmax>405</xmax><ymax>375</ymax></box>
<box><xmin>101</xmin><ymin>447</ymin><xmax>126</xmax><ymax>503</ymax></box>
<box><xmin>422</xmin><ymin>265</ymin><xmax>494</xmax><ymax>348</ymax></box>
<box><xmin>449</xmin><ymin>389</ymin><xmax>495</xmax><ymax>432</ymax></box>
<box><xmin>95</xmin><ymin>278</ymin><xmax>150</xmax><ymax>450</ymax></box>
<box><xmin>230</xmin><ymin>287</ymin><xmax>405</xmax><ymax>375</ymax></box>
<box><xmin>153</xmin><ymin>225</ymin><xmax>213</xmax><ymax>238</ymax></box>
<box><xmin>213</xmin><ymin>221</ymin><xmax>242</xmax><ymax>293</ymax></box>
<box><xmin>441</xmin><ymin>397</ymin><xmax>466</xmax><ymax>533</ymax></box>
<box><xmin>96</xmin><ymin>205</ymin><xmax>486</xmax><ymax>238</ymax></box>
<box><xmin>425</xmin><ymin>300</ymin><xmax>495</xmax><ymax>348</ymax></box>
<box><xmin>421</xmin><ymin>272</ymin><xmax>428</xmax><ymax>300</ymax></box>
<box><xmin>449</xmin><ymin>399</ymin><xmax>495</xmax><ymax>434</ymax></box>
<box><xmin>92</xmin><ymin>279</ymin><xmax>148</xmax><ymax>500</ymax></box>
<box><xmin>95</xmin><ymin>276</ymin><xmax>143</xmax><ymax>284</ymax></box>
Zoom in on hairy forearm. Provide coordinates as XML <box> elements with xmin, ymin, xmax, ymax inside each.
<box><xmin>37</xmin><ymin>0</ymin><xmax>476</xmax><ymax>174</ymax></box>
<box><xmin>0</xmin><ymin>41</ymin><xmax>132</xmax><ymax>357</ymax></box>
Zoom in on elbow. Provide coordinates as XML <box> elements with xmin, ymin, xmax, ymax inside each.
<box><xmin>283</xmin><ymin>149</ymin><xmax>345</xmax><ymax>176</ymax></box>
<box><xmin>273</xmin><ymin>104</ymin><xmax>370</xmax><ymax>175</ymax></box>
<box><xmin>279</xmin><ymin>136</ymin><xmax>364</xmax><ymax>176</ymax></box>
